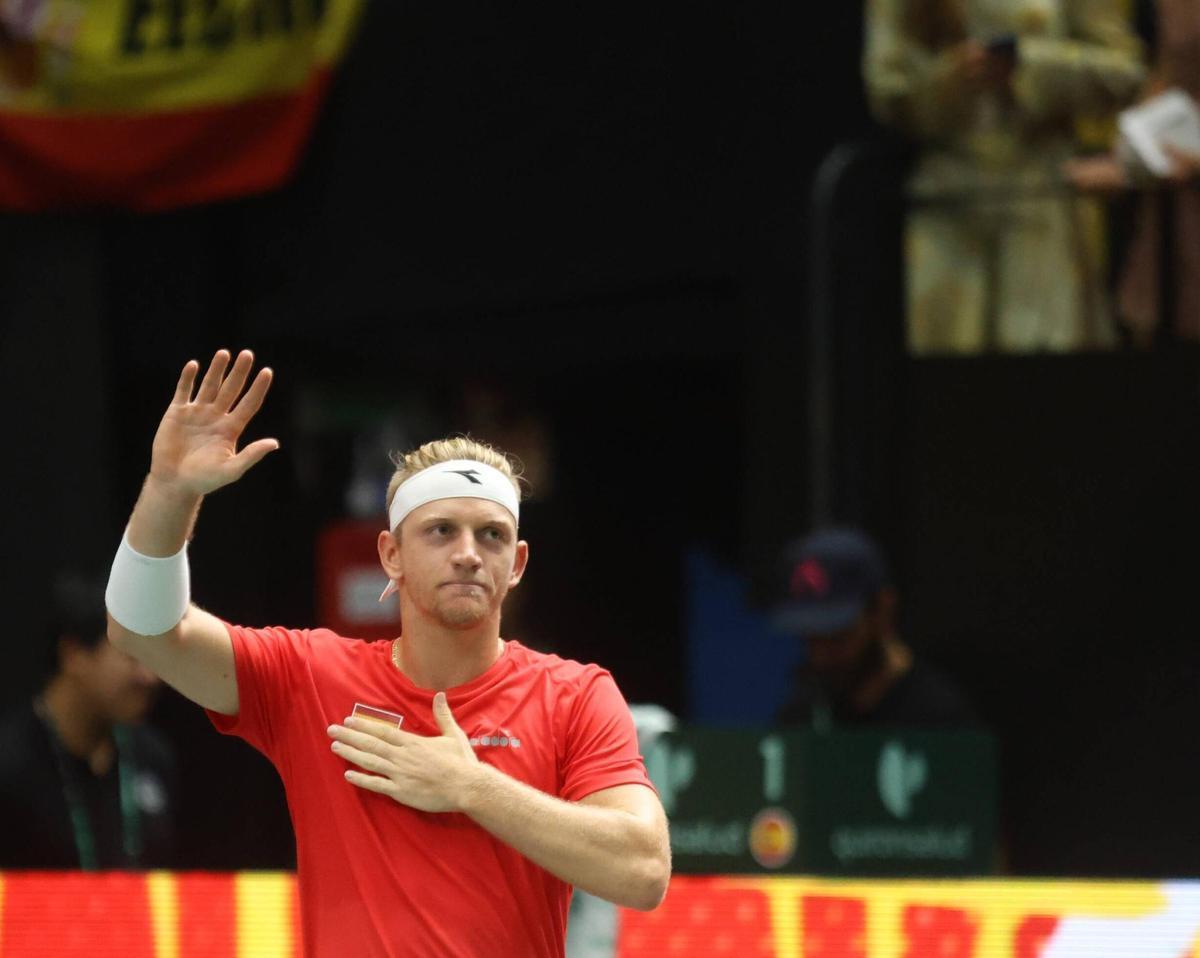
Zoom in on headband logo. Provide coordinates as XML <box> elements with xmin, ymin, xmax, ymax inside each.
<box><xmin>447</xmin><ymin>469</ymin><xmax>483</xmax><ymax>485</ymax></box>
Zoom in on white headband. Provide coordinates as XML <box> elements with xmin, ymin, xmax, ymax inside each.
<box><xmin>380</xmin><ymin>459</ymin><xmax>520</xmax><ymax>602</ymax></box>
<box><xmin>388</xmin><ymin>459</ymin><xmax>520</xmax><ymax>531</ymax></box>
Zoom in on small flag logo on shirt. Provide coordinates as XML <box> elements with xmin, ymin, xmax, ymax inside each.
<box><xmin>351</xmin><ymin>703</ymin><xmax>405</xmax><ymax>729</ymax></box>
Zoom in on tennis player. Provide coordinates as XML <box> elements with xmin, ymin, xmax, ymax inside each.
<box><xmin>105</xmin><ymin>349</ymin><xmax>670</xmax><ymax>957</ymax></box>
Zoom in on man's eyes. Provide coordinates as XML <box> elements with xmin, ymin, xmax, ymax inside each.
<box><xmin>427</xmin><ymin>524</ymin><xmax>505</xmax><ymax>540</ymax></box>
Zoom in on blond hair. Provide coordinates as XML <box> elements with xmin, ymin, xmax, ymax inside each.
<box><xmin>385</xmin><ymin>436</ymin><xmax>524</xmax><ymax>516</ymax></box>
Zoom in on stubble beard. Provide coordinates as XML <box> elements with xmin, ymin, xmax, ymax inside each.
<box><xmin>434</xmin><ymin>594</ymin><xmax>493</xmax><ymax>630</ymax></box>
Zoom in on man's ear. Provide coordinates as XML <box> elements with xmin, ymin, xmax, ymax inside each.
<box><xmin>509</xmin><ymin>540</ymin><xmax>530</xmax><ymax>588</ymax></box>
<box><xmin>378</xmin><ymin>529</ymin><xmax>403</xmax><ymax>582</ymax></box>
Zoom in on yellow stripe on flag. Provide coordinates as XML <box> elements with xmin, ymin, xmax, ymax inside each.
<box><xmin>0</xmin><ymin>0</ymin><xmax>364</xmax><ymax>115</ymax></box>
<box><xmin>235</xmin><ymin>872</ymin><xmax>295</xmax><ymax>958</ymax></box>
<box><xmin>146</xmin><ymin>871</ymin><xmax>179</xmax><ymax>958</ymax></box>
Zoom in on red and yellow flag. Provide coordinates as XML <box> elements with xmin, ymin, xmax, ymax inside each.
<box><xmin>0</xmin><ymin>0</ymin><xmax>363</xmax><ymax>210</ymax></box>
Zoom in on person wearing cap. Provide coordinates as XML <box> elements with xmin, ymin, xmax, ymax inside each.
<box><xmin>772</xmin><ymin>528</ymin><xmax>975</xmax><ymax>729</ymax></box>
<box><xmin>0</xmin><ymin>573</ymin><xmax>177</xmax><ymax>869</ymax></box>
<box><xmin>104</xmin><ymin>350</ymin><xmax>670</xmax><ymax>958</ymax></box>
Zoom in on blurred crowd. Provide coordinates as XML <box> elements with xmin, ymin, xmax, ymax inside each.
<box><xmin>864</xmin><ymin>0</ymin><xmax>1200</xmax><ymax>353</ymax></box>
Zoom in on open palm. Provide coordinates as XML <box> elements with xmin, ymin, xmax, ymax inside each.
<box><xmin>151</xmin><ymin>349</ymin><xmax>278</xmax><ymax>496</ymax></box>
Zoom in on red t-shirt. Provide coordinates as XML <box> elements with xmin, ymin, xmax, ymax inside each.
<box><xmin>206</xmin><ymin>624</ymin><xmax>653</xmax><ymax>958</ymax></box>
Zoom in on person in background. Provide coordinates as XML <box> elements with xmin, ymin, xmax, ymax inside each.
<box><xmin>772</xmin><ymin>529</ymin><xmax>975</xmax><ymax>728</ymax></box>
<box><xmin>1064</xmin><ymin>0</ymin><xmax>1200</xmax><ymax>344</ymax></box>
<box><xmin>0</xmin><ymin>573</ymin><xmax>177</xmax><ymax>869</ymax></box>
<box><xmin>864</xmin><ymin>0</ymin><xmax>1145</xmax><ymax>353</ymax></box>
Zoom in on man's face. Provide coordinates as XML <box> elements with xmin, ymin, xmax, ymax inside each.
<box><xmin>382</xmin><ymin>497</ymin><xmax>528</xmax><ymax>631</ymax></box>
<box><xmin>65</xmin><ymin>638</ymin><xmax>160</xmax><ymax>725</ymax></box>
<box><xmin>802</xmin><ymin>604</ymin><xmax>885</xmax><ymax>700</ymax></box>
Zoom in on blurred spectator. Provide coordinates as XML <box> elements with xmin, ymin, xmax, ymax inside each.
<box><xmin>864</xmin><ymin>0</ymin><xmax>1145</xmax><ymax>353</ymax></box>
<box><xmin>1065</xmin><ymin>0</ymin><xmax>1200</xmax><ymax>344</ymax></box>
<box><xmin>772</xmin><ymin>529</ymin><xmax>975</xmax><ymax>728</ymax></box>
<box><xmin>0</xmin><ymin>573</ymin><xmax>177</xmax><ymax>869</ymax></box>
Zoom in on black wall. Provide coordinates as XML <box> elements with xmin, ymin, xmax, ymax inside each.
<box><xmin>899</xmin><ymin>353</ymin><xmax>1200</xmax><ymax>876</ymax></box>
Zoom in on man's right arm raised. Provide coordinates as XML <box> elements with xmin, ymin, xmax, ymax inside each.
<box><xmin>107</xmin><ymin>350</ymin><xmax>279</xmax><ymax>717</ymax></box>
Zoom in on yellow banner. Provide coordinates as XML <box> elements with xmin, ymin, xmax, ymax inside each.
<box><xmin>618</xmin><ymin>876</ymin><xmax>1200</xmax><ymax>957</ymax></box>
<box><xmin>0</xmin><ymin>0</ymin><xmax>364</xmax><ymax>114</ymax></box>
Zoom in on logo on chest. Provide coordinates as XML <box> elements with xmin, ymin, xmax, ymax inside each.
<box><xmin>352</xmin><ymin>702</ymin><xmax>405</xmax><ymax>729</ymax></box>
<box><xmin>469</xmin><ymin>727</ymin><xmax>522</xmax><ymax>749</ymax></box>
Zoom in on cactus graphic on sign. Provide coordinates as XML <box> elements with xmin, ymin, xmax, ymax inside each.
<box><xmin>644</xmin><ymin>738</ymin><xmax>696</xmax><ymax>815</ymax></box>
<box><xmin>877</xmin><ymin>740</ymin><xmax>928</xmax><ymax>820</ymax></box>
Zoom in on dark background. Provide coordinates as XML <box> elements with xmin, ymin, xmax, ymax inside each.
<box><xmin>3</xmin><ymin>1</ymin><xmax>1199</xmax><ymax>876</ymax></box>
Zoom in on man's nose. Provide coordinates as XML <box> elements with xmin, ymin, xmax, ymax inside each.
<box><xmin>450</xmin><ymin>531</ymin><xmax>483</xmax><ymax>567</ymax></box>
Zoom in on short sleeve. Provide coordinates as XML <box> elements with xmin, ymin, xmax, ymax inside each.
<box><xmin>558</xmin><ymin>669</ymin><xmax>655</xmax><ymax>802</ymax></box>
<box><xmin>205</xmin><ymin>622</ymin><xmax>309</xmax><ymax>760</ymax></box>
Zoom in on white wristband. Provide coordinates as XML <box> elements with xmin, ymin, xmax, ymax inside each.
<box><xmin>105</xmin><ymin>530</ymin><xmax>191</xmax><ymax>635</ymax></box>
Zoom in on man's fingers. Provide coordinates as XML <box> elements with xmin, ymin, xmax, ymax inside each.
<box><xmin>173</xmin><ymin>360</ymin><xmax>199</xmax><ymax>405</ymax></box>
<box><xmin>229</xmin><ymin>367</ymin><xmax>273</xmax><ymax>429</ymax></box>
<box><xmin>433</xmin><ymin>692</ymin><xmax>462</xmax><ymax>738</ymax></box>
<box><xmin>195</xmin><ymin>349</ymin><xmax>231</xmax><ymax>404</ymax></box>
<box><xmin>332</xmin><ymin>721</ymin><xmax>412</xmax><ymax>751</ymax></box>
<box><xmin>228</xmin><ymin>438</ymin><xmax>280</xmax><ymax>480</ymax></box>
<box><xmin>332</xmin><ymin>740</ymin><xmax>391</xmax><ymax>774</ymax></box>
<box><xmin>340</xmin><ymin>716</ymin><xmax>420</xmax><ymax>747</ymax></box>
<box><xmin>344</xmin><ymin>770</ymin><xmax>392</xmax><ymax>795</ymax></box>
<box><xmin>213</xmin><ymin>349</ymin><xmax>255</xmax><ymax>413</ymax></box>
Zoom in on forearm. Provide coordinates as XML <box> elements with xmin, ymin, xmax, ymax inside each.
<box><xmin>108</xmin><ymin>475</ymin><xmax>200</xmax><ymax>645</ymax></box>
<box><xmin>1013</xmin><ymin>4</ymin><xmax>1145</xmax><ymax>121</ymax></box>
<box><xmin>1015</xmin><ymin>40</ymin><xmax>1144</xmax><ymax>116</ymax></box>
<box><xmin>458</xmin><ymin>766</ymin><xmax>669</xmax><ymax>910</ymax></box>
<box><xmin>863</xmin><ymin>0</ymin><xmax>974</xmax><ymax>141</ymax></box>
<box><xmin>108</xmin><ymin>477</ymin><xmax>239</xmax><ymax>712</ymax></box>
<box><xmin>126</xmin><ymin>474</ymin><xmax>202</xmax><ymax>556</ymax></box>
<box><xmin>873</xmin><ymin>52</ymin><xmax>978</xmax><ymax>140</ymax></box>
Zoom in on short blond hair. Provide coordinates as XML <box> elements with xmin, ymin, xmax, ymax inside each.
<box><xmin>386</xmin><ymin>436</ymin><xmax>524</xmax><ymax>517</ymax></box>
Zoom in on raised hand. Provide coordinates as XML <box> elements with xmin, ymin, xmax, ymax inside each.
<box><xmin>151</xmin><ymin>349</ymin><xmax>279</xmax><ymax>497</ymax></box>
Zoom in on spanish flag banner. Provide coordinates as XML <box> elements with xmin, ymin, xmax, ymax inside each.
<box><xmin>0</xmin><ymin>0</ymin><xmax>364</xmax><ymax>210</ymax></box>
